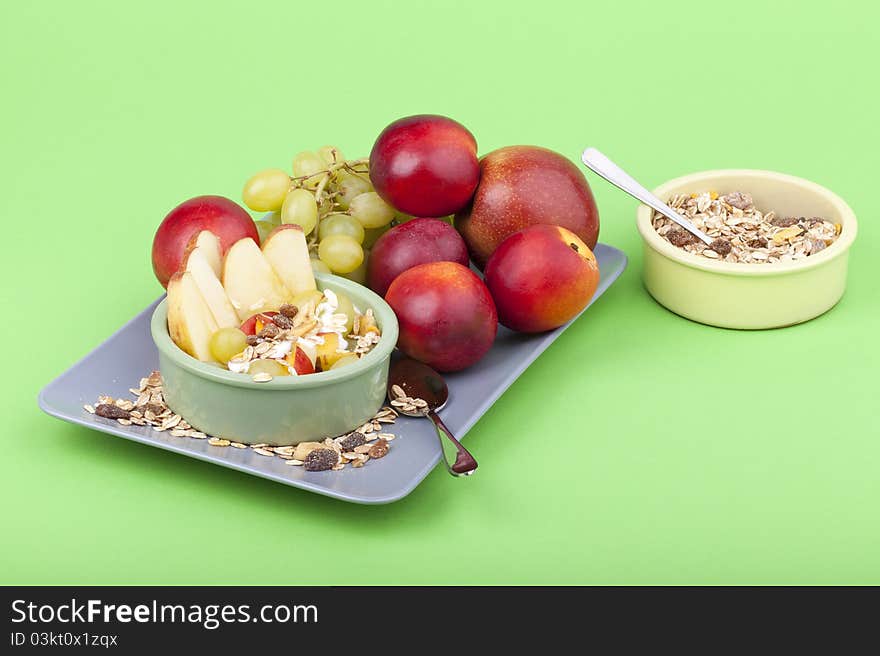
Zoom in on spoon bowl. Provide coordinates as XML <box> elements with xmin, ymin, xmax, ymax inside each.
<box><xmin>388</xmin><ymin>358</ymin><xmax>477</xmax><ymax>477</ymax></box>
<box><xmin>387</xmin><ymin>358</ymin><xmax>449</xmax><ymax>414</ymax></box>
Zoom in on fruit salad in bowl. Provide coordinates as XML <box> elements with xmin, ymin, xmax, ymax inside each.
<box><xmin>151</xmin><ymin>217</ymin><xmax>397</xmax><ymax>446</ymax></box>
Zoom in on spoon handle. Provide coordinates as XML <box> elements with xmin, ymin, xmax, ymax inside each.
<box><xmin>427</xmin><ymin>410</ymin><xmax>477</xmax><ymax>477</ymax></box>
<box><xmin>580</xmin><ymin>147</ymin><xmax>713</xmax><ymax>246</ymax></box>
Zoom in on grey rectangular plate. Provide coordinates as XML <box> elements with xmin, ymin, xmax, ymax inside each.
<box><xmin>39</xmin><ymin>244</ymin><xmax>626</xmax><ymax>504</ymax></box>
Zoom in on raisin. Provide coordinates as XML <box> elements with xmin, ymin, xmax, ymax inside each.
<box><xmin>747</xmin><ymin>238</ymin><xmax>768</xmax><ymax>249</ymax></box>
<box><xmin>770</xmin><ymin>216</ymin><xmax>799</xmax><ymax>228</ymax></box>
<box><xmin>339</xmin><ymin>431</ymin><xmax>366</xmax><ymax>451</ymax></box>
<box><xmin>667</xmin><ymin>227</ymin><xmax>697</xmax><ymax>247</ymax></box>
<box><xmin>144</xmin><ymin>403</ymin><xmax>165</xmax><ymax>415</ymax></box>
<box><xmin>709</xmin><ymin>238</ymin><xmax>732</xmax><ymax>256</ymax></box>
<box><xmin>95</xmin><ymin>404</ymin><xmax>130</xmax><ymax>419</ymax></box>
<box><xmin>245</xmin><ymin>335</ymin><xmax>260</xmax><ymax>347</ymax></box>
<box><xmin>303</xmin><ymin>448</ymin><xmax>339</xmax><ymax>472</ymax></box>
<box><xmin>272</xmin><ymin>313</ymin><xmax>292</xmax><ymax>329</ymax></box>
<box><xmin>279</xmin><ymin>304</ymin><xmax>299</xmax><ymax>319</ymax></box>
<box><xmin>368</xmin><ymin>438</ymin><xmax>389</xmax><ymax>459</ymax></box>
<box><xmin>721</xmin><ymin>191</ymin><xmax>753</xmax><ymax>210</ymax></box>
<box><xmin>257</xmin><ymin>324</ymin><xmax>280</xmax><ymax>339</ymax></box>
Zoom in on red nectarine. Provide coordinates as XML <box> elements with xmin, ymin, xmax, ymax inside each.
<box><xmin>385</xmin><ymin>262</ymin><xmax>497</xmax><ymax>372</ymax></box>
<box><xmin>455</xmin><ymin>146</ymin><xmax>600</xmax><ymax>268</ymax></box>
<box><xmin>369</xmin><ymin>115</ymin><xmax>479</xmax><ymax>217</ymax></box>
<box><xmin>367</xmin><ymin>218</ymin><xmax>470</xmax><ymax>297</ymax></box>
<box><xmin>484</xmin><ymin>225</ymin><xmax>600</xmax><ymax>333</ymax></box>
<box><xmin>152</xmin><ymin>195</ymin><xmax>258</xmax><ymax>288</ymax></box>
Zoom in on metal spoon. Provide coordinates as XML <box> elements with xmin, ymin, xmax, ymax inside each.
<box><xmin>387</xmin><ymin>358</ymin><xmax>477</xmax><ymax>477</ymax></box>
<box><xmin>581</xmin><ymin>147</ymin><xmax>713</xmax><ymax>246</ymax></box>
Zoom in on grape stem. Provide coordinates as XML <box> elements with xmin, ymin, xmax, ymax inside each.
<box><xmin>289</xmin><ymin>157</ymin><xmax>368</xmax><ymax>184</ymax></box>
<box><xmin>313</xmin><ymin>172</ymin><xmax>331</xmax><ymax>205</ymax></box>
<box><xmin>287</xmin><ymin>156</ymin><xmax>370</xmax><ymax>256</ymax></box>
<box><xmin>342</xmin><ymin>168</ymin><xmax>371</xmax><ymax>184</ymax></box>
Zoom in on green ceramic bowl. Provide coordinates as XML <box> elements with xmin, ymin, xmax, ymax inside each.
<box><xmin>150</xmin><ymin>273</ymin><xmax>399</xmax><ymax>446</ymax></box>
<box><xmin>636</xmin><ymin>169</ymin><xmax>857</xmax><ymax>329</ymax></box>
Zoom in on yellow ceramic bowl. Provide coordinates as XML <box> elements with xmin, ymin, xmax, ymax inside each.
<box><xmin>636</xmin><ymin>169</ymin><xmax>857</xmax><ymax>329</ymax></box>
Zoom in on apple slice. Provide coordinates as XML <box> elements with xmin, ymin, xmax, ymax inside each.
<box><xmin>222</xmin><ymin>238</ymin><xmax>293</xmax><ymax>321</ymax></box>
<box><xmin>182</xmin><ymin>246</ymin><xmax>239</xmax><ymax>328</ymax></box>
<box><xmin>166</xmin><ymin>271</ymin><xmax>219</xmax><ymax>362</ymax></box>
<box><xmin>286</xmin><ymin>346</ymin><xmax>316</xmax><ymax>375</ymax></box>
<box><xmin>239</xmin><ymin>311</ymin><xmax>279</xmax><ymax>336</ymax></box>
<box><xmin>185</xmin><ymin>230</ymin><xmax>223</xmax><ymax>278</ymax></box>
<box><xmin>297</xmin><ymin>340</ymin><xmax>317</xmax><ymax>367</ymax></box>
<box><xmin>262</xmin><ymin>224</ymin><xmax>317</xmax><ymax>297</ymax></box>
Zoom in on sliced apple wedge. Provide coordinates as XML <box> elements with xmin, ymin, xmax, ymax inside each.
<box><xmin>166</xmin><ymin>271</ymin><xmax>219</xmax><ymax>362</ymax></box>
<box><xmin>185</xmin><ymin>230</ymin><xmax>223</xmax><ymax>278</ymax></box>
<box><xmin>262</xmin><ymin>224</ymin><xmax>317</xmax><ymax>297</ymax></box>
<box><xmin>222</xmin><ymin>237</ymin><xmax>293</xmax><ymax>321</ymax></box>
<box><xmin>182</xmin><ymin>246</ymin><xmax>239</xmax><ymax>329</ymax></box>
<box><xmin>297</xmin><ymin>340</ymin><xmax>318</xmax><ymax>368</ymax></box>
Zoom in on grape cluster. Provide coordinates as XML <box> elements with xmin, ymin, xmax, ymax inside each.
<box><xmin>242</xmin><ymin>147</ymin><xmax>401</xmax><ymax>282</ymax></box>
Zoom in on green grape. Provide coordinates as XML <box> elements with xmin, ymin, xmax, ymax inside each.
<box><xmin>310</xmin><ymin>258</ymin><xmax>331</xmax><ymax>274</ymax></box>
<box><xmin>248</xmin><ymin>359</ymin><xmax>289</xmax><ymax>377</ymax></box>
<box><xmin>330</xmin><ymin>354</ymin><xmax>359</xmax><ymax>370</ymax></box>
<box><xmin>349</xmin><ymin>192</ymin><xmax>395</xmax><ymax>229</ymax></box>
<box><xmin>318</xmin><ymin>214</ymin><xmax>365</xmax><ymax>244</ymax></box>
<box><xmin>242</xmin><ymin>168</ymin><xmax>290</xmax><ymax>212</ymax></box>
<box><xmin>333</xmin><ymin>290</ymin><xmax>356</xmax><ymax>333</ymax></box>
<box><xmin>266</xmin><ymin>210</ymin><xmax>282</xmax><ymax>226</ymax></box>
<box><xmin>336</xmin><ymin>171</ymin><xmax>373</xmax><ymax>209</ymax></box>
<box><xmin>254</xmin><ymin>220</ymin><xmax>275</xmax><ymax>245</ymax></box>
<box><xmin>317</xmin><ymin>145</ymin><xmax>344</xmax><ymax>166</ymax></box>
<box><xmin>362</xmin><ymin>226</ymin><xmax>390</xmax><ymax>249</ymax></box>
<box><xmin>292</xmin><ymin>151</ymin><xmax>326</xmax><ymax>189</ymax></box>
<box><xmin>341</xmin><ymin>249</ymin><xmax>368</xmax><ymax>285</ymax></box>
<box><xmin>209</xmin><ymin>327</ymin><xmax>248</xmax><ymax>363</ymax></box>
<box><xmin>318</xmin><ymin>234</ymin><xmax>364</xmax><ymax>274</ymax></box>
<box><xmin>281</xmin><ymin>188</ymin><xmax>318</xmax><ymax>235</ymax></box>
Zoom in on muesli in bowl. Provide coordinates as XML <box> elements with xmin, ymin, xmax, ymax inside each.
<box><xmin>653</xmin><ymin>190</ymin><xmax>841</xmax><ymax>264</ymax></box>
<box><xmin>636</xmin><ymin>169</ymin><xmax>857</xmax><ymax>329</ymax></box>
<box><xmin>152</xmin><ymin>267</ymin><xmax>398</xmax><ymax>447</ymax></box>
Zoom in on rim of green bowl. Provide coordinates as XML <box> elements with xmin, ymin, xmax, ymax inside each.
<box><xmin>636</xmin><ymin>169</ymin><xmax>858</xmax><ymax>277</ymax></box>
<box><xmin>150</xmin><ymin>272</ymin><xmax>399</xmax><ymax>390</ymax></box>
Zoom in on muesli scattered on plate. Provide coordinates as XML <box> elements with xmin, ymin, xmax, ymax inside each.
<box><xmin>653</xmin><ymin>191</ymin><xmax>841</xmax><ymax>263</ymax></box>
<box><xmin>84</xmin><ymin>371</ymin><xmax>413</xmax><ymax>472</ymax></box>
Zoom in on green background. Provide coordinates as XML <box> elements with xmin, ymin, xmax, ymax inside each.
<box><xmin>3</xmin><ymin>0</ymin><xmax>878</xmax><ymax>584</ymax></box>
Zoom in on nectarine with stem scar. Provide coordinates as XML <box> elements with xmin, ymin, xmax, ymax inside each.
<box><xmin>484</xmin><ymin>224</ymin><xmax>600</xmax><ymax>333</ymax></box>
